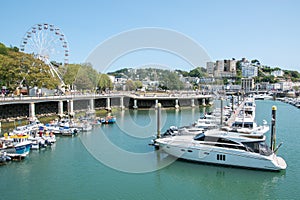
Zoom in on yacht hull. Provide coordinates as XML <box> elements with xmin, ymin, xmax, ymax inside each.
<box><xmin>157</xmin><ymin>141</ymin><xmax>286</xmax><ymax>171</ymax></box>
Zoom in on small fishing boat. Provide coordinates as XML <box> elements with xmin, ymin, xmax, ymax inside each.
<box><xmin>0</xmin><ymin>134</ymin><xmax>32</xmax><ymax>158</ymax></box>
<box><xmin>60</xmin><ymin>126</ymin><xmax>78</xmax><ymax>136</ymax></box>
<box><xmin>28</xmin><ymin>136</ymin><xmax>46</xmax><ymax>150</ymax></box>
<box><xmin>100</xmin><ymin>116</ymin><xmax>116</xmax><ymax>124</ymax></box>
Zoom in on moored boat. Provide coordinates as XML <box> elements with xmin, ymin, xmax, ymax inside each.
<box><xmin>154</xmin><ymin>130</ymin><xmax>286</xmax><ymax>171</ymax></box>
<box><xmin>0</xmin><ymin>134</ymin><xmax>32</xmax><ymax>158</ymax></box>
<box><xmin>100</xmin><ymin>116</ymin><xmax>116</xmax><ymax>124</ymax></box>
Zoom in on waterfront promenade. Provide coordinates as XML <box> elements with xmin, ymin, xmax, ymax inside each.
<box><xmin>0</xmin><ymin>91</ymin><xmax>213</xmax><ymax>120</ymax></box>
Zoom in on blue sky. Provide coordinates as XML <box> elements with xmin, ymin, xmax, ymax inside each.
<box><xmin>1</xmin><ymin>0</ymin><xmax>300</xmax><ymax>72</ymax></box>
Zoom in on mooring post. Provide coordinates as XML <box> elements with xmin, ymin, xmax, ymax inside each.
<box><xmin>157</xmin><ymin>103</ymin><xmax>161</xmax><ymax>139</ymax></box>
<box><xmin>220</xmin><ymin>98</ymin><xmax>223</xmax><ymax>126</ymax></box>
<box><xmin>231</xmin><ymin>95</ymin><xmax>234</xmax><ymax>111</ymax></box>
<box><xmin>270</xmin><ymin>105</ymin><xmax>277</xmax><ymax>151</ymax></box>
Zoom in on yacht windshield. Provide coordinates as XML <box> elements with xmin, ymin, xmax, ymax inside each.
<box><xmin>194</xmin><ymin>133</ymin><xmax>205</xmax><ymax>141</ymax></box>
<box><xmin>242</xmin><ymin>141</ymin><xmax>273</xmax><ymax>156</ymax></box>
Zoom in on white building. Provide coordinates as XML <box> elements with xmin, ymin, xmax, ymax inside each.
<box><xmin>271</xmin><ymin>70</ymin><xmax>284</xmax><ymax>77</ymax></box>
<box><xmin>206</xmin><ymin>62</ymin><xmax>215</xmax><ymax>76</ymax></box>
<box><xmin>241</xmin><ymin>78</ymin><xmax>254</xmax><ymax>92</ymax></box>
<box><xmin>279</xmin><ymin>81</ymin><xmax>292</xmax><ymax>91</ymax></box>
<box><xmin>242</xmin><ymin>64</ymin><xmax>258</xmax><ymax>78</ymax></box>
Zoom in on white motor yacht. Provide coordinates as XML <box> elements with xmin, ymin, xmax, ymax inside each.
<box><xmin>155</xmin><ymin>130</ymin><xmax>286</xmax><ymax>171</ymax></box>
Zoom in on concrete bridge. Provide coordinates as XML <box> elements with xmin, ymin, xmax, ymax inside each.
<box><xmin>0</xmin><ymin>92</ymin><xmax>213</xmax><ymax>120</ymax></box>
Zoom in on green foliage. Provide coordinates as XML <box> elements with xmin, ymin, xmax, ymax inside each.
<box><xmin>134</xmin><ymin>80</ymin><xmax>143</xmax><ymax>89</ymax></box>
<box><xmin>273</xmin><ymin>67</ymin><xmax>281</xmax><ymax>71</ymax></box>
<box><xmin>261</xmin><ymin>75</ymin><xmax>277</xmax><ymax>83</ymax></box>
<box><xmin>9</xmin><ymin>46</ymin><xmax>19</xmax><ymax>52</ymax></box>
<box><xmin>0</xmin><ymin>43</ymin><xmax>60</xmax><ymax>91</ymax></box>
<box><xmin>74</xmin><ymin>69</ymin><xmax>94</xmax><ymax>90</ymax></box>
<box><xmin>0</xmin><ymin>43</ymin><xmax>8</xmax><ymax>55</ymax></box>
<box><xmin>107</xmin><ymin>68</ymin><xmax>130</xmax><ymax>78</ymax></box>
<box><xmin>188</xmin><ymin>67</ymin><xmax>207</xmax><ymax>77</ymax></box>
<box><xmin>251</xmin><ymin>59</ymin><xmax>260</xmax><ymax>65</ymax></box>
<box><xmin>175</xmin><ymin>69</ymin><xmax>189</xmax><ymax>77</ymax></box>
<box><xmin>283</xmin><ymin>70</ymin><xmax>300</xmax><ymax>82</ymax></box>
<box><xmin>125</xmin><ymin>79</ymin><xmax>135</xmax><ymax>91</ymax></box>
<box><xmin>261</xmin><ymin>66</ymin><xmax>272</xmax><ymax>73</ymax></box>
<box><xmin>62</xmin><ymin>64</ymin><xmax>81</xmax><ymax>85</ymax></box>
<box><xmin>293</xmin><ymin>86</ymin><xmax>299</xmax><ymax>91</ymax></box>
<box><xmin>62</xmin><ymin>63</ymin><xmax>99</xmax><ymax>90</ymax></box>
<box><xmin>159</xmin><ymin>71</ymin><xmax>184</xmax><ymax>90</ymax></box>
<box><xmin>97</xmin><ymin>74</ymin><xmax>113</xmax><ymax>91</ymax></box>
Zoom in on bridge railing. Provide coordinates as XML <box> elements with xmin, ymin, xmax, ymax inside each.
<box><xmin>0</xmin><ymin>91</ymin><xmax>213</xmax><ymax>103</ymax></box>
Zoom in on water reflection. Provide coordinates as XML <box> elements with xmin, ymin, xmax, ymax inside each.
<box><xmin>159</xmin><ymin>160</ymin><xmax>286</xmax><ymax>199</ymax></box>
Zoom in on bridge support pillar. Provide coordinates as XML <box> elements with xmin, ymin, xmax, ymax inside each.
<box><xmin>175</xmin><ymin>99</ymin><xmax>179</xmax><ymax>109</ymax></box>
<box><xmin>208</xmin><ymin>98</ymin><xmax>213</xmax><ymax>106</ymax></box>
<box><xmin>29</xmin><ymin>102</ymin><xmax>35</xmax><ymax>118</ymax></box>
<box><xmin>202</xmin><ymin>98</ymin><xmax>206</xmax><ymax>106</ymax></box>
<box><xmin>155</xmin><ymin>99</ymin><xmax>159</xmax><ymax>109</ymax></box>
<box><xmin>133</xmin><ymin>99</ymin><xmax>138</xmax><ymax>109</ymax></box>
<box><xmin>58</xmin><ymin>101</ymin><xmax>64</xmax><ymax>116</ymax></box>
<box><xmin>106</xmin><ymin>97</ymin><xmax>111</xmax><ymax>111</ymax></box>
<box><xmin>191</xmin><ymin>98</ymin><xmax>195</xmax><ymax>107</ymax></box>
<box><xmin>68</xmin><ymin>100</ymin><xmax>75</xmax><ymax>117</ymax></box>
<box><xmin>120</xmin><ymin>97</ymin><xmax>125</xmax><ymax>110</ymax></box>
<box><xmin>89</xmin><ymin>99</ymin><xmax>95</xmax><ymax>111</ymax></box>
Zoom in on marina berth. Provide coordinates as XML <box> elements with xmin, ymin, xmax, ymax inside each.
<box><xmin>154</xmin><ymin>130</ymin><xmax>286</xmax><ymax>171</ymax></box>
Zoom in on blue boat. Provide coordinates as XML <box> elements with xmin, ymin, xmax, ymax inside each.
<box><xmin>100</xmin><ymin>116</ymin><xmax>116</xmax><ymax>124</ymax></box>
<box><xmin>0</xmin><ymin>134</ymin><xmax>31</xmax><ymax>158</ymax></box>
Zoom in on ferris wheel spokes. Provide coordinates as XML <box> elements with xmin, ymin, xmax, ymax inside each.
<box><xmin>20</xmin><ymin>23</ymin><xmax>70</xmax><ymax>87</ymax></box>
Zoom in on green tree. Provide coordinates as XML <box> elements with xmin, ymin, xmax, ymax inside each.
<box><xmin>66</xmin><ymin>63</ymin><xmax>99</xmax><ymax>90</ymax></box>
<box><xmin>189</xmin><ymin>67</ymin><xmax>207</xmax><ymax>77</ymax></box>
<box><xmin>134</xmin><ymin>80</ymin><xmax>143</xmax><ymax>89</ymax></box>
<box><xmin>0</xmin><ymin>43</ymin><xmax>8</xmax><ymax>55</ymax></box>
<box><xmin>159</xmin><ymin>71</ymin><xmax>184</xmax><ymax>90</ymax></box>
<box><xmin>97</xmin><ymin>74</ymin><xmax>113</xmax><ymax>92</ymax></box>
<box><xmin>0</xmin><ymin>47</ymin><xmax>60</xmax><ymax>92</ymax></box>
<box><xmin>125</xmin><ymin>79</ymin><xmax>136</xmax><ymax>91</ymax></box>
<box><xmin>74</xmin><ymin>69</ymin><xmax>93</xmax><ymax>90</ymax></box>
<box><xmin>62</xmin><ymin>64</ymin><xmax>81</xmax><ymax>86</ymax></box>
<box><xmin>175</xmin><ymin>69</ymin><xmax>189</xmax><ymax>77</ymax></box>
<box><xmin>251</xmin><ymin>59</ymin><xmax>260</xmax><ymax>65</ymax></box>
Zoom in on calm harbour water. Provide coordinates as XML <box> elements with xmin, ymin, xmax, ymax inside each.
<box><xmin>0</xmin><ymin>100</ymin><xmax>299</xmax><ymax>200</ymax></box>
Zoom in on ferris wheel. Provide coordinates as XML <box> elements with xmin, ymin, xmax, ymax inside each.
<box><xmin>20</xmin><ymin>23</ymin><xmax>69</xmax><ymax>86</ymax></box>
